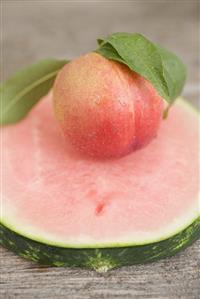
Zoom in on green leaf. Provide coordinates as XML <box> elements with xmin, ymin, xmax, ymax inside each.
<box><xmin>96</xmin><ymin>33</ymin><xmax>186</xmax><ymax>103</ymax></box>
<box><xmin>156</xmin><ymin>45</ymin><xmax>186</xmax><ymax>102</ymax></box>
<box><xmin>0</xmin><ymin>59</ymin><xmax>67</xmax><ymax>126</ymax></box>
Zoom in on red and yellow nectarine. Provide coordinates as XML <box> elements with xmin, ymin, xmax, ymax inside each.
<box><xmin>53</xmin><ymin>52</ymin><xmax>164</xmax><ymax>159</ymax></box>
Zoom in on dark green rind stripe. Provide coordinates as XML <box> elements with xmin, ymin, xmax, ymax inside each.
<box><xmin>0</xmin><ymin>218</ymin><xmax>199</xmax><ymax>272</ymax></box>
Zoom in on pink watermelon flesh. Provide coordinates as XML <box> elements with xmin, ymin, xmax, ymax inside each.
<box><xmin>1</xmin><ymin>94</ymin><xmax>199</xmax><ymax>247</ymax></box>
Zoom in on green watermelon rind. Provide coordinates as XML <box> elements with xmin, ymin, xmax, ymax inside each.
<box><xmin>0</xmin><ymin>218</ymin><xmax>199</xmax><ymax>272</ymax></box>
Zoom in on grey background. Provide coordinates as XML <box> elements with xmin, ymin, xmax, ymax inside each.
<box><xmin>1</xmin><ymin>0</ymin><xmax>200</xmax><ymax>298</ymax></box>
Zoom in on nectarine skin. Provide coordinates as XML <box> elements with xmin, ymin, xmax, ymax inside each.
<box><xmin>53</xmin><ymin>53</ymin><xmax>164</xmax><ymax>159</ymax></box>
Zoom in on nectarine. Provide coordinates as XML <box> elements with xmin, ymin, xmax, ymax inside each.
<box><xmin>53</xmin><ymin>53</ymin><xmax>164</xmax><ymax>159</ymax></box>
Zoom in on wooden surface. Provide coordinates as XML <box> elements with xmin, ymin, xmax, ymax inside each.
<box><xmin>1</xmin><ymin>1</ymin><xmax>200</xmax><ymax>298</ymax></box>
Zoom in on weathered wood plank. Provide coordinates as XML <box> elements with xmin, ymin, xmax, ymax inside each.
<box><xmin>1</xmin><ymin>241</ymin><xmax>200</xmax><ymax>299</ymax></box>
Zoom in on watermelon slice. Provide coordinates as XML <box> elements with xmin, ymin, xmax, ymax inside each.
<box><xmin>0</xmin><ymin>94</ymin><xmax>199</xmax><ymax>272</ymax></box>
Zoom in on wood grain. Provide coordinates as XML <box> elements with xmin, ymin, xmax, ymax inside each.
<box><xmin>1</xmin><ymin>242</ymin><xmax>200</xmax><ymax>299</ymax></box>
<box><xmin>1</xmin><ymin>1</ymin><xmax>199</xmax><ymax>298</ymax></box>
